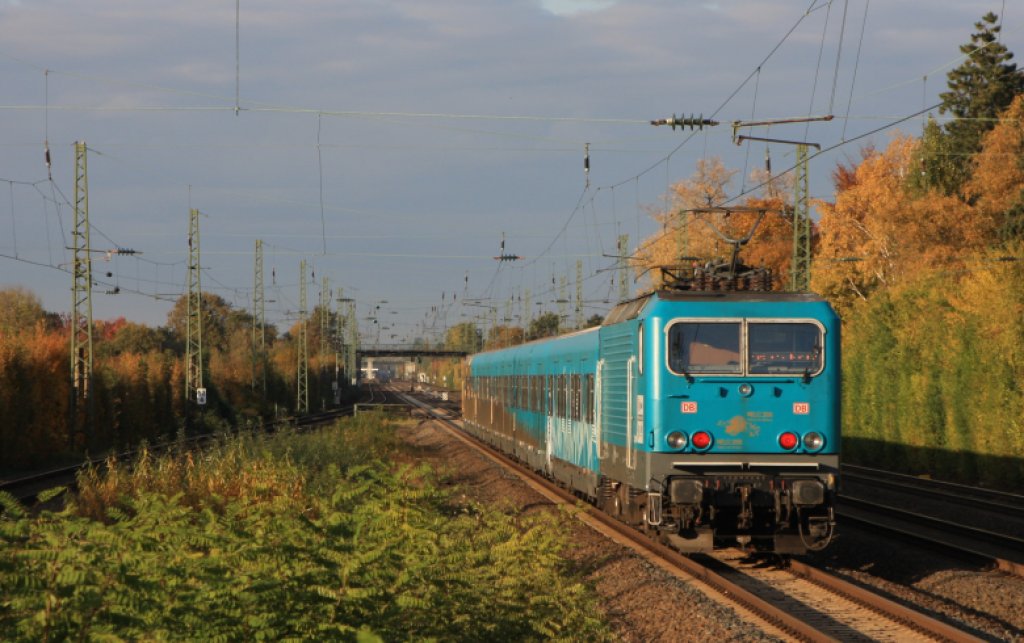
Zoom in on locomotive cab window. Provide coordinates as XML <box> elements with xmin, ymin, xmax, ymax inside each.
<box><xmin>666</xmin><ymin>319</ymin><xmax>825</xmax><ymax>377</ymax></box>
<box><xmin>667</xmin><ymin>322</ymin><xmax>742</xmax><ymax>375</ymax></box>
<box><xmin>748</xmin><ymin>322</ymin><xmax>823</xmax><ymax>375</ymax></box>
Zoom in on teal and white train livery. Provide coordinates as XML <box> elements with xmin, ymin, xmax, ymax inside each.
<box><xmin>463</xmin><ymin>286</ymin><xmax>840</xmax><ymax>554</ymax></box>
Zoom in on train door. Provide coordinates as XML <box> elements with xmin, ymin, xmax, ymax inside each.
<box><xmin>594</xmin><ymin>359</ymin><xmax>604</xmax><ymax>461</ymax></box>
<box><xmin>544</xmin><ymin>370</ymin><xmax>554</xmax><ymax>474</ymax></box>
<box><xmin>625</xmin><ymin>355</ymin><xmax>637</xmax><ymax>469</ymax></box>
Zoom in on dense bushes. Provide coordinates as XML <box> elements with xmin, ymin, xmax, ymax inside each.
<box><xmin>841</xmin><ymin>256</ymin><xmax>1024</xmax><ymax>488</ymax></box>
<box><xmin>0</xmin><ymin>416</ymin><xmax>611</xmax><ymax>641</ymax></box>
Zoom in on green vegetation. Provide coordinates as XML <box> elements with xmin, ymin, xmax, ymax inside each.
<box><xmin>0</xmin><ymin>415</ymin><xmax>611</xmax><ymax>641</ymax></box>
<box><xmin>841</xmin><ymin>255</ymin><xmax>1024</xmax><ymax>488</ymax></box>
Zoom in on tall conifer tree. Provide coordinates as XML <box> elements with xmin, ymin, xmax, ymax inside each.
<box><xmin>913</xmin><ymin>12</ymin><xmax>1024</xmax><ymax>196</ymax></box>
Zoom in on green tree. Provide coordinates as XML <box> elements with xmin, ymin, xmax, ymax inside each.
<box><xmin>95</xmin><ymin>319</ymin><xmax>167</xmax><ymax>357</ymax></box>
<box><xmin>526</xmin><ymin>312</ymin><xmax>560</xmax><ymax>341</ymax></box>
<box><xmin>444</xmin><ymin>322</ymin><xmax>482</xmax><ymax>353</ymax></box>
<box><xmin>166</xmin><ymin>292</ymin><xmax>252</xmax><ymax>354</ymax></box>
<box><xmin>917</xmin><ymin>12</ymin><xmax>1024</xmax><ymax>195</ymax></box>
<box><xmin>0</xmin><ymin>288</ymin><xmax>46</xmax><ymax>336</ymax></box>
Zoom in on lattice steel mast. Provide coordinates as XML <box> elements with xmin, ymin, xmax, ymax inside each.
<box><xmin>70</xmin><ymin>141</ymin><xmax>94</xmax><ymax>442</ymax></box>
<box><xmin>252</xmin><ymin>239</ymin><xmax>265</xmax><ymax>394</ymax></box>
<box><xmin>617</xmin><ymin>234</ymin><xmax>630</xmax><ymax>302</ymax></box>
<box><xmin>320</xmin><ymin>275</ymin><xmax>329</xmax><ymax>409</ymax></box>
<box><xmin>790</xmin><ymin>143</ymin><xmax>812</xmax><ymax>292</ymax></box>
<box><xmin>296</xmin><ymin>259</ymin><xmax>309</xmax><ymax>414</ymax></box>
<box><xmin>345</xmin><ymin>299</ymin><xmax>357</xmax><ymax>385</ymax></box>
<box><xmin>575</xmin><ymin>259</ymin><xmax>583</xmax><ymax>329</ymax></box>
<box><xmin>185</xmin><ymin>208</ymin><xmax>204</xmax><ymax>401</ymax></box>
<box><xmin>320</xmin><ymin>275</ymin><xmax>329</xmax><ymax>368</ymax></box>
<box><xmin>558</xmin><ymin>274</ymin><xmax>568</xmax><ymax>327</ymax></box>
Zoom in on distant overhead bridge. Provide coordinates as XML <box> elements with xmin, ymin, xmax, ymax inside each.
<box><xmin>357</xmin><ymin>344</ymin><xmax>470</xmax><ymax>359</ymax></box>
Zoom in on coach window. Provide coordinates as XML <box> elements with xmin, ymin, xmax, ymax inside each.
<box><xmin>584</xmin><ymin>374</ymin><xmax>595</xmax><ymax>423</ymax></box>
<box><xmin>667</xmin><ymin>321</ymin><xmax>742</xmax><ymax>375</ymax></box>
<box><xmin>748</xmin><ymin>322</ymin><xmax>824</xmax><ymax>376</ymax></box>
<box><xmin>561</xmin><ymin>374</ymin><xmax>567</xmax><ymax>418</ymax></box>
<box><xmin>570</xmin><ymin>374</ymin><xmax>581</xmax><ymax>420</ymax></box>
<box><xmin>638</xmin><ymin>325</ymin><xmax>644</xmax><ymax>375</ymax></box>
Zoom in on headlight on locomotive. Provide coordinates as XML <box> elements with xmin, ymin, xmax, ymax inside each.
<box><xmin>666</xmin><ymin>431</ymin><xmax>687</xmax><ymax>450</ymax></box>
<box><xmin>802</xmin><ymin>431</ymin><xmax>825</xmax><ymax>452</ymax></box>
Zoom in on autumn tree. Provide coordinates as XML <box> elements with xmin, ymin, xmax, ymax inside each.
<box><xmin>486</xmin><ymin>325</ymin><xmax>525</xmax><ymax>349</ymax></box>
<box><xmin>635</xmin><ymin>157</ymin><xmax>796</xmax><ymax>291</ymax></box>
<box><xmin>965</xmin><ymin>94</ymin><xmax>1024</xmax><ymax>241</ymax></box>
<box><xmin>913</xmin><ymin>12</ymin><xmax>1024</xmax><ymax>196</ymax></box>
<box><xmin>814</xmin><ymin>135</ymin><xmax>994</xmax><ymax>311</ymax></box>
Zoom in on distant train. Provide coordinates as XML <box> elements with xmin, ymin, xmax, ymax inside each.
<box><xmin>462</xmin><ymin>274</ymin><xmax>840</xmax><ymax>554</ymax></box>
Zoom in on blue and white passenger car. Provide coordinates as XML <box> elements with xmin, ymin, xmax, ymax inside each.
<box><xmin>463</xmin><ymin>287</ymin><xmax>840</xmax><ymax>553</ymax></box>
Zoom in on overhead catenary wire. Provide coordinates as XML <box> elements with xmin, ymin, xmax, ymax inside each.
<box><xmin>842</xmin><ymin>0</ymin><xmax>871</xmax><ymax>140</ymax></box>
<box><xmin>1</xmin><ymin>9</ymin><xmax>1017</xmax><ymax>336</ymax></box>
<box><xmin>518</xmin><ymin>3</ymin><xmax>1017</xmax><ymax>311</ymax></box>
<box><xmin>829</xmin><ymin>0</ymin><xmax>851</xmax><ymax>114</ymax></box>
<box><xmin>629</xmin><ymin>100</ymin><xmax>946</xmax><ymax>265</ymax></box>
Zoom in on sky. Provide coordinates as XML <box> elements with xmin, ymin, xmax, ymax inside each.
<box><xmin>0</xmin><ymin>0</ymin><xmax>1019</xmax><ymax>344</ymax></box>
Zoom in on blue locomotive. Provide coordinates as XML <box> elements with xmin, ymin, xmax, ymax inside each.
<box><xmin>462</xmin><ymin>271</ymin><xmax>840</xmax><ymax>554</ymax></box>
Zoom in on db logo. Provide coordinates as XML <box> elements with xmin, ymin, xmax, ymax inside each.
<box><xmin>681</xmin><ymin>401</ymin><xmax>698</xmax><ymax>414</ymax></box>
<box><xmin>793</xmin><ymin>402</ymin><xmax>810</xmax><ymax>415</ymax></box>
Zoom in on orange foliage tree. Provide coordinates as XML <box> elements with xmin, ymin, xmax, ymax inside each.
<box><xmin>966</xmin><ymin>94</ymin><xmax>1024</xmax><ymax>241</ymax></box>
<box><xmin>812</xmin><ymin>135</ymin><xmax>996</xmax><ymax>311</ymax></box>
<box><xmin>635</xmin><ymin>158</ymin><xmax>795</xmax><ymax>291</ymax></box>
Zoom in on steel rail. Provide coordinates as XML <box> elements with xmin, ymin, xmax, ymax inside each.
<box><xmin>842</xmin><ymin>463</ymin><xmax>1024</xmax><ymax>517</ymax></box>
<box><xmin>838</xmin><ymin>497</ymin><xmax>1024</xmax><ymax>578</ymax></box>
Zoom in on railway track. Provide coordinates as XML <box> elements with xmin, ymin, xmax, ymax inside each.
<box><xmin>842</xmin><ymin>463</ymin><xmax>1024</xmax><ymax>520</ymax></box>
<box><xmin>393</xmin><ymin>386</ymin><xmax>985</xmax><ymax>643</ymax></box>
<box><xmin>838</xmin><ymin>464</ymin><xmax>1024</xmax><ymax>577</ymax></box>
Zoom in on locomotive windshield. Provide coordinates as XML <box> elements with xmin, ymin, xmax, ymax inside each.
<box><xmin>667</xmin><ymin>322</ymin><xmax>742</xmax><ymax>374</ymax></box>
<box><xmin>748</xmin><ymin>322</ymin><xmax>823</xmax><ymax>375</ymax></box>
<box><xmin>667</xmin><ymin>320</ymin><xmax>824</xmax><ymax>377</ymax></box>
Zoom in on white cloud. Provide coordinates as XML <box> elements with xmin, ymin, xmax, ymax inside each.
<box><xmin>539</xmin><ymin>0</ymin><xmax>617</xmax><ymax>17</ymax></box>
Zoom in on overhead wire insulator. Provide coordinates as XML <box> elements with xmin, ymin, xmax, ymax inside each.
<box><xmin>650</xmin><ymin>114</ymin><xmax>720</xmax><ymax>130</ymax></box>
<box><xmin>493</xmin><ymin>254</ymin><xmax>522</xmax><ymax>262</ymax></box>
<box><xmin>584</xmin><ymin>142</ymin><xmax>590</xmax><ymax>189</ymax></box>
